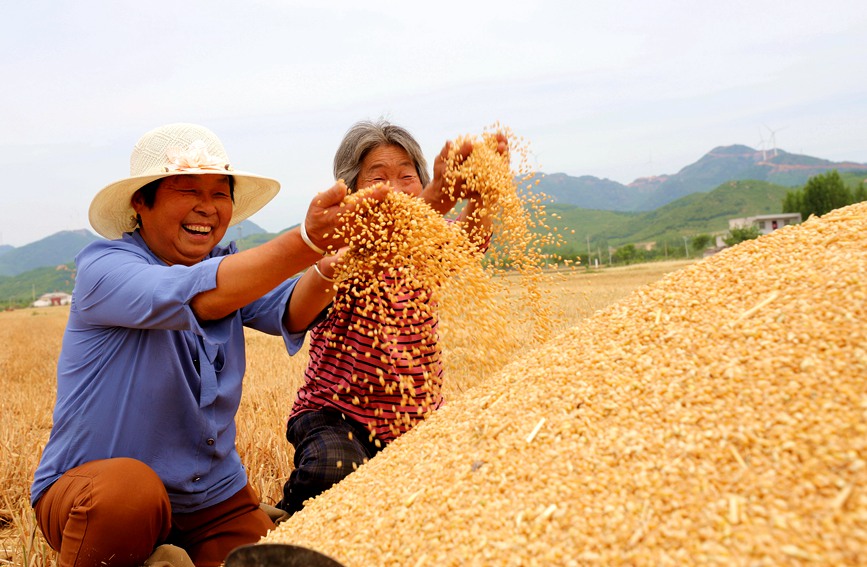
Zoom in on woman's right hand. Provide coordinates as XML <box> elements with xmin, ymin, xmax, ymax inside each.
<box><xmin>302</xmin><ymin>180</ymin><xmax>389</xmax><ymax>254</ymax></box>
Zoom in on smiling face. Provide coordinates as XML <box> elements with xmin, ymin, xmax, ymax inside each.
<box><xmin>131</xmin><ymin>174</ymin><xmax>233</xmax><ymax>266</ymax></box>
<box><xmin>356</xmin><ymin>144</ymin><xmax>424</xmax><ymax>196</ymax></box>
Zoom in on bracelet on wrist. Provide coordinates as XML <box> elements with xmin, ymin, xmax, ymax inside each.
<box><xmin>312</xmin><ymin>260</ymin><xmax>335</xmax><ymax>283</ymax></box>
<box><xmin>300</xmin><ymin>221</ymin><xmax>326</xmax><ymax>255</ymax></box>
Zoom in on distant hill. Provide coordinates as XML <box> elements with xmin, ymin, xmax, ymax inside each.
<box><xmin>545</xmin><ymin>179</ymin><xmax>795</xmax><ymax>248</ymax></box>
<box><xmin>6</xmin><ymin>175</ymin><xmax>861</xmax><ymax>302</ymax></box>
<box><xmin>233</xmin><ymin>225</ymin><xmax>293</xmax><ymax>251</ymax></box>
<box><xmin>537</xmin><ymin>145</ymin><xmax>867</xmax><ymax>212</ymax></box>
<box><xmin>531</xmin><ymin>174</ymin><xmax>639</xmax><ymax>211</ymax></box>
<box><xmin>0</xmin><ymin>263</ymin><xmax>77</xmax><ymax>306</ymax></box>
<box><xmin>0</xmin><ymin>244</ymin><xmax>13</xmax><ymax>258</ymax></box>
<box><xmin>219</xmin><ymin>219</ymin><xmax>267</xmax><ymax>246</ymax></box>
<box><xmin>0</xmin><ymin>230</ymin><xmax>100</xmax><ymax>277</ymax></box>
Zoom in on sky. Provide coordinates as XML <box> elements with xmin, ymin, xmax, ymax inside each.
<box><xmin>2</xmin><ymin>0</ymin><xmax>866</xmax><ymax>247</ymax></box>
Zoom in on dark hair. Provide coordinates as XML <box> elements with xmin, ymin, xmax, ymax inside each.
<box><xmin>132</xmin><ymin>176</ymin><xmax>235</xmax><ymax>228</ymax></box>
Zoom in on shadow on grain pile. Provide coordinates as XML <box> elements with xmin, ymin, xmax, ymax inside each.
<box><xmin>261</xmin><ymin>202</ymin><xmax>867</xmax><ymax>566</ymax></box>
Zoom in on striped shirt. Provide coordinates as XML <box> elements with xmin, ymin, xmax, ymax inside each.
<box><xmin>290</xmin><ymin>269</ymin><xmax>444</xmax><ymax>444</ymax></box>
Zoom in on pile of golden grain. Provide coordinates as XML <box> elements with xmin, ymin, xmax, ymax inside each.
<box><xmin>262</xmin><ymin>202</ymin><xmax>867</xmax><ymax>565</ymax></box>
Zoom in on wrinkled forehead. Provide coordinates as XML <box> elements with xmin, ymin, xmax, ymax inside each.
<box><xmin>360</xmin><ymin>144</ymin><xmax>419</xmax><ymax>171</ymax></box>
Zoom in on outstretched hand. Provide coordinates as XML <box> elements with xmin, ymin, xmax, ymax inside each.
<box><xmin>302</xmin><ymin>180</ymin><xmax>390</xmax><ymax>254</ymax></box>
<box><xmin>423</xmin><ymin>132</ymin><xmax>509</xmax><ymax>214</ymax></box>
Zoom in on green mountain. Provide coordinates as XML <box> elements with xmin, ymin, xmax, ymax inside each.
<box><xmin>0</xmin><ymin>222</ymin><xmax>274</xmax><ymax>306</ymax></box>
<box><xmin>219</xmin><ymin>219</ymin><xmax>268</xmax><ymax>246</ymax></box>
<box><xmin>0</xmin><ymin>230</ymin><xmax>100</xmax><ymax>277</ymax></box>
<box><xmin>0</xmin><ymin>263</ymin><xmax>77</xmax><ymax>307</ymax></box>
<box><xmin>538</xmin><ymin>145</ymin><xmax>867</xmax><ymax>212</ymax></box>
<box><xmin>533</xmin><ymin>174</ymin><xmax>638</xmax><ymax>211</ymax></box>
<box><xmin>232</xmin><ymin>225</ymin><xmax>292</xmax><ymax>251</ymax></box>
<box><xmin>545</xmin><ymin>179</ymin><xmax>793</xmax><ymax>248</ymax></box>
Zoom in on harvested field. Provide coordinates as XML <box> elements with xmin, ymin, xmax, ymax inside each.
<box><xmin>261</xmin><ymin>203</ymin><xmax>867</xmax><ymax>565</ymax></box>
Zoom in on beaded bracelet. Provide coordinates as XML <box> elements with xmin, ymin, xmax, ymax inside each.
<box><xmin>300</xmin><ymin>221</ymin><xmax>326</xmax><ymax>255</ymax></box>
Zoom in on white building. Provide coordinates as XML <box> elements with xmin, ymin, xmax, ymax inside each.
<box><xmin>32</xmin><ymin>292</ymin><xmax>72</xmax><ymax>308</ymax></box>
<box><xmin>708</xmin><ymin>213</ymin><xmax>803</xmax><ymax>251</ymax></box>
<box><xmin>728</xmin><ymin>212</ymin><xmax>802</xmax><ymax>235</ymax></box>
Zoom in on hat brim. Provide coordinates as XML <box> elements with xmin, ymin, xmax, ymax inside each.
<box><xmin>88</xmin><ymin>170</ymin><xmax>281</xmax><ymax>240</ymax></box>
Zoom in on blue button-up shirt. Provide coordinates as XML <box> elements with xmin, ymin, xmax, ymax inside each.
<box><xmin>31</xmin><ymin>231</ymin><xmax>305</xmax><ymax>512</ymax></box>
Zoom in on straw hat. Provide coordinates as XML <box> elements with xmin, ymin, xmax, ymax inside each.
<box><xmin>89</xmin><ymin>123</ymin><xmax>280</xmax><ymax>239</ymax></box>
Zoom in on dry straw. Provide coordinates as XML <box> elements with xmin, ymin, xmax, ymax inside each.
<box><xmin>262</xmin><ymin>202</ymin><xmax>867</xmax><ymax>565</ymax></box>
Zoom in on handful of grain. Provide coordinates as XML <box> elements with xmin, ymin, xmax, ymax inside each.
<box><xmin>265</xmin><ymin>203</ymin><xmax>867</xmax><ymax>565</ymax></box>
<box><xmin>330</xmin><ymin>184</ymin><xmax>483</xmax><ymax>298</ymax></box>
<box><xmin>326</xmin><ymin>127</ymin><xmax>568</xmax><ymax>393</ymax></box>
<box><xmin>442</xmin><ymin>126</ymin><xmax>562</xmax><ymax>277</ymax></box>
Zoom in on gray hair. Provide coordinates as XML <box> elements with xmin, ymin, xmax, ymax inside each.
<box><xmin>333</xmin><ymin>120</ymin><xmax>430</xmax><ymax>192</ymax></box>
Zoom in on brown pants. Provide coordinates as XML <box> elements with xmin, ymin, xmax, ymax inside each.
<box><xmin>35</xmin><ymin>458</ymin><xmax>273</xmax><ymax>567</ymax></box>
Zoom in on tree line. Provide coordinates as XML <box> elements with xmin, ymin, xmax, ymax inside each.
<box><xmin>782</xmin><ymin>170</ymin><xmax>867</xmax><ymax>220</ymax></box>
<box><xmin>550</xmin><ymin>170</ymin><xmax>866</xmax><ymax>268</ymax></box>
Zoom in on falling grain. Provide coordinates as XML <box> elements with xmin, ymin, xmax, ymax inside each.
<box><xmin>321</xmin><ymin>126</ymin><xmax>567</xmax><ymax>440</ymax></box>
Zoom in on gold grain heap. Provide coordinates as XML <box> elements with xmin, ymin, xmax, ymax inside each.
<box><xmin>264</xmin><ymin>201</ymin><xmax>867</xmax><ymax>565</ymax></box>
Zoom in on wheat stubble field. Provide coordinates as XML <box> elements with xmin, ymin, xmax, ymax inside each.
<box><xmin>0</xmin><ymin>261</ymin><xmax>691</xmax><ymax>566</ymax></box>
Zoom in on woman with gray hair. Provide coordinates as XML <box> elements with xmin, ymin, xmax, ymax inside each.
<box><xmin>333</xmin><ymin>120</ymin><xmax>431</xmax><ymax>191</ymax></box>
<box><xmin>275</xmin><ymin>120</ymin><xmax>504</xmax><ymax>515</ymax></box>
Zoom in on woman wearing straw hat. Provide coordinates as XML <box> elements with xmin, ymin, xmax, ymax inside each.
<box><xmin>30</xmin><ymin>123</ymin><xmax>384</xmax><ymax>567</ymax></box>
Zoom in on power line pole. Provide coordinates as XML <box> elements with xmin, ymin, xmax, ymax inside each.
<box><xmin>682</xmin><ymin>236</ymin><xmax>690</xmax><ymax>259</ymax></box>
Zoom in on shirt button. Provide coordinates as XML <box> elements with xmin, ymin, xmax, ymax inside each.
<box><xmin>207</xmin><ymin>438</ymin><xmax>215</xmax><ymax>446</ymax></box>
<box><xmin>193</xmin><ymin>476</ymin><xmax>201</xmax><ymax>482</ymax></box>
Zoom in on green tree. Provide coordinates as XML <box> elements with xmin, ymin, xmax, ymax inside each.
<box><xmin>723</xmin><ymin>225</ymin><xmax>761</xmax><ymax>247</ymax></box>
<box><xmin>782</xmin><ymin>170</ymin><xmax>857</xmax><ymax>218</ymax></box>
<box><xmin>782</xmin><ymin>189</ymin><xmax>803</xmax><ymax>215</ymax></box>
<box><xmin>691</xmin><ymin>234</ymin><xmax>713</xmax><ymax>254</ymax></box>
<box><xmin>800</xmin><ymin>170</ymin><xmax>852</xmax><ymax>218</ymax></box>
<box><xmin>613</xmin><ymin>244</ymin><xmax>639</xmax><ymax>265</ymax></box>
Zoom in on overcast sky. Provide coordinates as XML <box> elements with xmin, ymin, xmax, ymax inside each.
<box><xmin>2</xmin><ymin>0</ymin><xmax>866</xmax><ymax>247</ymax></box>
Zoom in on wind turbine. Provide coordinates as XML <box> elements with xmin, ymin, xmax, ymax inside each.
<box><xmin>763</xmin><ymin>124</ymin><xmax>787</xmax><ymax>158</ymax></box>
<box><xmin>756</xmin><ymin>127</ymin><xmax>767</xmax><ymax>161</ymax></box>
